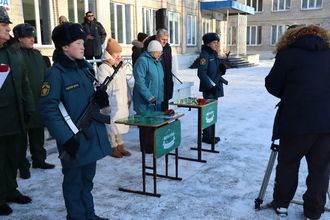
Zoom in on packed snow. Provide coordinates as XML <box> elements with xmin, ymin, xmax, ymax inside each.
<box><xmin>3</xmin><ymin>60</ymin><xmax>330</xmax><ymax>220</ymax></box>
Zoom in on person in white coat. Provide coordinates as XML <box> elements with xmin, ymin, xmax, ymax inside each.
<box><xmin>97</xmin><ymin>38</ymin><xmax>131</xmax><ymax>158</ymax></box>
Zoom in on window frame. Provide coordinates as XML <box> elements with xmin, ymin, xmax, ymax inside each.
<box><xmin>168</xmin><ymin>11</ymin><xmax>180</xmax><ymax>46</ymax></box>
<box><xmin>142</xmin><ymin>7</ymin><xmax>156</xmax><ymax>36</ymax></box>
<box><xmin>22</xmin><ymin>0</ymin><xmax>55</xmax><ymax>46</ymax></box>
<box><xmin>186</xmin><ymin>14</ymin><xmax>197</xmax><ymax>46</ymax></box>
<box><xmin>272</xmin><ymin>0</ymin><xmax>291</xmax><ymax>12</ymax></box>
<box><xmin>270</xmin><ymin>24</ymin><xmax>286</xmax><ymax>45</ymax></box>
<box><xmin>301</xmin><ymin>0</ymin><xmax>323</xmax><ymax>10</ymax></box>
<box><xmin>110</xmin><ymin>2</ymin><xmax>132</xmax><ymax>45</ymax></box>
<box><xmin>246</xmin><ymin>25</ymin><xmax>262</xmax><ymax>46</ymax></box>
<box><xmin>228</xmin><ymin>26</ymin><xmax>237</xmax><ymax>46</ymax></box>
<box><xmin>246</xmin><ymin>0</ymin><xmax>263</xmax><ymax>12</ymax></box>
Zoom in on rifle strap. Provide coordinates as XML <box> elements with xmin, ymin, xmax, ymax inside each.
<box><xmin>58</xmin><ymin>102</ymin><xmax>79</xmax><ymax>134</ymax></box>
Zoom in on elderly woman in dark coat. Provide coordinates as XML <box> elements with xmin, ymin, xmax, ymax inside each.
<box><xmin>265</xmin><ymin>24</ymin><xmax>330</xmax><ymax>220</ymax></box>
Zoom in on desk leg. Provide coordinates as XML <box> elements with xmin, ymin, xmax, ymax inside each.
<box><xmin>153</xmin><ymin>156</ymin><xmax>157</xmax><ymax>195</ymax></box>
<box><xmin>118</xmin><ymin>128</ymin><xmax>161</xmax><ymax>197</ymax></box>
<box><xmin>142</xmin><ymin>147</ymin><xmax>146</xmax><ymax>192</ymax></box>
<box><xmin>165</xmin><ymin>154</ymin><xmax>169</xmax><ymax>176</ymax></box>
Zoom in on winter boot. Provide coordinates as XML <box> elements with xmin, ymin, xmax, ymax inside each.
<box><xmin>117</xmin><ymin>144</ymin><xmax>131</xmax><ymax>156</ymax></box>
<box><xmin>269</xmin><ymin>201</ymin><xmax>288</xmax><ymax>217</ymax></box>
<box><xmin>0</xmin><ymin>204</ymin><xmax>12</xmax><ymax>216</ymax></box>
<box><xmin>110</xmin><ymin>147</ymin><xmax>123</xmax><ymax>158</ymax></box>
<box><xmin>19</xmin><ymin>168</ymin><xmax>31</xmax><ymax>179</ymax></box>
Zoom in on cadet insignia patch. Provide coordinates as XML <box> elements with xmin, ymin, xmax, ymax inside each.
<box><xmin>41</xmin><ymin>82</ymin><xmax>50</xmax><ymax>96</ymax></box>
<box><xmin>200</xmin><ymin>58</ymin><xmax>206</xmax><ymax>65</ymax></box>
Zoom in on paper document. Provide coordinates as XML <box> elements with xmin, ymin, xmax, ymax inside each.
<box><xmin>0</xmin><ymin>64</ymin><xmax>10</xmax><ymax>89</ymax></box>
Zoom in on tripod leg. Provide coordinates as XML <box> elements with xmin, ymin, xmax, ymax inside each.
<box><xmin>255</xmin><ymin>143</ymin><xmax>279</xmax><ymax>209</ymax></box>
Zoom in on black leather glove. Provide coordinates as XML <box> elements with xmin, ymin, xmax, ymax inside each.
<box><xmin>94</xmin><ymin>90</ymin><xmax>109</xmax><ymax>108</ymax></box>
<box><xmin>218</xmin><ymin>63</ymin><xmax>227</xmax><ymax>75</ymax></box>
<box><xmin>63</xmin><ymin>136</ymin><xmax>80</xmax><ymax>158</ymax></box>
<box><xmin>210</xmin><ymin>86</ymin><xmax>217</xmax><ymax>94</ymax></box>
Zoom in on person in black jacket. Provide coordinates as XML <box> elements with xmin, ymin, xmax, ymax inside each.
<box><xmin>131</xmin><ymin>32</ymin><xmax>149</xmax><ymax>66</ymax></box>
<box><xmin>145</xmin><ymin>29</ymin><xmax>173</xmax><ymax>111</ymax></box>
<box><xmin>265</xmin><ymin>24</ymin><xmax>330</xmax><ymax>220</ymax></box>
<box><xmin>81</xmin><ymin>11</ymin><xmax>106</xmax><ymax>66</ymax></box>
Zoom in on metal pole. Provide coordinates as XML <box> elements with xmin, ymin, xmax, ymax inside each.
<box><xmin>255</xmin><ymin>142</ymin><xmax>279</xmax><ymax>209</ymax></box>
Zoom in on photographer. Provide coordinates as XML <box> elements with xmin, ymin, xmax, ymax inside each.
<box><xmin>265</xmin><ymin>24</ymin><xmax>330</xmax><ymax>219</ymax></box>
<box><xmin>197</xmin><ymin>32</ymin><xmax>226</xmax><ymax>144</ymax></box>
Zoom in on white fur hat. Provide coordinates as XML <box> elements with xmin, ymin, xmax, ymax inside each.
<box><xmin>147</xmin><ymin>40</ymin><xmax>163</xmax><ymax>52</ymax></box>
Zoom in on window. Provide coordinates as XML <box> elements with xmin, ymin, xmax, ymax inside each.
<box><xmin>68</xmin><ymin>0</ymin><xmax>96</xmax><ymax>24</ymax></box>
<box><xmin>247</xmin><ymin>0</ymin><xmax>263</xmax><ymax>12</ymax></box>
<box><xmin>272</xmin><ymin>0</ymin><xmax>291</xmax><ymax>11</ymax></box>
<box><xmin>110</xmin><ymin>2</ymin><xmax>132</xmax><ymax>44</ymax></box>
<box><xmin>168</xmin><ymin>11</ymin><xmax>180</xmax><ymax>45</ymax></box>
<box><xmin>142</xmin><ymin>8</ymin><xmax>156</xmax><ymax>36</ymax></box>
<box><xmin>301</xmin><ymin>0</ymin><xmax>322</xmax><ymax>9</ymax></box>
<box><xmin>22</xmin><ymin>0</ymin><xmax>53</xmax><ymax>45</ymax></box>
<box><xmin>271</xmin><ymin>25</ymin><xmax>285</xmax><ymax>45</ymax></box>
<box><xmin>202</xmin><ymin>18</ymin><xmax>212</xmax><ymax>35</ymax></box>
<box><xmin>228</xmin><ymin>26</ymin><xmax>237</xmax><ymax>46</ymax></box>
<box><xmin>247</xmin><ymin>26</ymin><xmax>262</xmax><ymax>45</ymax></box>
<box><xmin>186</xmin><ymin>15</ymin><xmax>197</xmax><ymax>46</ymax></box>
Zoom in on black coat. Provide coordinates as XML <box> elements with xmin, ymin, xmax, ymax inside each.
<box><xmin>145</xmin><ymin>35</ymin><xmax>174</xmax><ymax>101</ymax></box>
<box><xmin>131</xmin><ymin>40</ymin><xmax>145</xmax><ymax>67</ymax></box>
<box><xmin>265</xmin><ymin>35</ymin><xmax>330</xmax><ymax>140</ymax></box>
<box><xmin>81</xmin><ymin>18</ymin><xmax>106</xmax><ymax>57</ymax></box>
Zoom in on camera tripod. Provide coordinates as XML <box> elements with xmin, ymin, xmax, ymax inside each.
<box><xmin>254</xmin><ymin>141</ymin><xmax>330</xmax><ymax>212</ymax></box>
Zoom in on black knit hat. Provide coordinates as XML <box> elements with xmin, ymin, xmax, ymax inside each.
<box><xmin>52</xmin><ymin>22</ymin><xmax>86</xmax><ymax>49</ymax></box>
<box><xmin>13</xmin><ymin>23</ymin><xmax>36</xmax><ymax>39</ymax></box>
<box><xmin>202</xmin><ymin>32</ymin><xmax>220</xmax><ymax>45</ymax></box>
<box><xmin>137</xmin><ymin>32</ymin><xmax>149</xmax><ymax>42</ymax></box>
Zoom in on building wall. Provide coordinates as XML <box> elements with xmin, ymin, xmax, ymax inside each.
<box><xmin>243</xmin><ymin>0</ymin><xmax>330</xmax><ymax>58</ymax></box>
<box><xmin>6</xmin><ymin>0</ymin><xmax>225</xmax><ymax>61</ymax></box>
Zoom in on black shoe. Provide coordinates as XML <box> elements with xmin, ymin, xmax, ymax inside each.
<box><xmin>269</xmin><ymin>201</ymin><xmax>288</xmax><ymax>217</ymax></box>
<box><xmin>19</xmin><ymin>168</ymin><xmax>31</xmax><ymax>179</ymax></box>
<box><xmin>88</xmin><ymin>214</ymin><xmax>109</xmax><ymax>220</ymax></box>
<box><xmin>7</xmin><ymin>194</ymin><xmax>32</xmax><ymax>204</ymax></box>
<box><xmin>0</xmin><ymin>204</ymin><xmax>12</xmax><ymax>216</ymax></box>
<box><xmin>32</xmin><ymin>161</ymin><xmax>55</xmax><ymax>169</ymax></box>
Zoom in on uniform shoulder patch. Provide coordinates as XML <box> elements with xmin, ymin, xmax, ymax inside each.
<box><xmin>41</xmin><ymin>81</ymin><xmax>50</xmax><ymax>97</ymax></box>
<box><xmin>200</xmin><ymin>58</ymin><xmax>206</xmax><ymax>65</ymax></box>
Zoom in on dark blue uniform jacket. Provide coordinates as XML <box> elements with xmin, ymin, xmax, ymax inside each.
<box><xmin>39</xmin><ymin>51</ymin><xmax>111</xmax><ymax>167</ymax></box>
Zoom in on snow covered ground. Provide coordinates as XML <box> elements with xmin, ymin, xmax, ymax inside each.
<box><xmin>3</xmin><ymin>60</ymin><xmax>330</xmax><ymax>220</ymax></box>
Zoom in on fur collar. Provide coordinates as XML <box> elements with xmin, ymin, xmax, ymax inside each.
<box><xmin>132</xmin><ymin>39</ymin><xmax>144</xmax><ymax>48</ymax></box>
<box><xmin>52</xmin><ymin>49</ymin><xmax>88</xmax><ymax>69</ymax></box>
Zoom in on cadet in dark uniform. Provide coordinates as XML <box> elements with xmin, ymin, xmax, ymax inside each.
<box><xmin>197</xmin><ymin>32</ymin><xmax>226</xmax><ymax>144</ymax></box>
<box><xmin>13</xmin><ymin>23</ymin><xmax>55</xmax><ymax>180</ymax></box>
<box><xmin>0</xmin><ymin>6</ymin><xmax>34</xmax><ymax>216</ymax></box>
<box><xmin>39</xmin><ymin>22</ymin><xmax>110</xmax><ymax>220</ymax></box>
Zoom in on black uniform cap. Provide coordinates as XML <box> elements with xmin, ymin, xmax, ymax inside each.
<box><xmin>202</xmin><ymin>32</ymin><xmax>220</xmax><ymax>45</ymax></box>
<box><xmin>13</xmin><ymin>23</ymin><xmax>36</xmax><ymax>39</ymax></box>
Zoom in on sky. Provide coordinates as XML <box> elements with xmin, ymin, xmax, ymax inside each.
<box><xmin>3</xmin><ymin>60</ymin><xmax>330</xmax><ymax>220</ymax></box>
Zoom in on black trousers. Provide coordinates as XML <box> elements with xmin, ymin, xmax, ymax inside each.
<box><xmin>19</xmin><ymin>127</ymin><xmax>46</xmax><ymax>170</ymax></box>
<box><xmin>139</xmin><ymin>127</ymin><xmax>154</xmax><ymax>154</ymax></box>
<box><xmin>0</xmin><ymin>134</ymin><xmax>25</xmax><ymax>205</ymax></box>
<box><xmin>161</xmin><ymin>99</ymin><xmax>169</xmax><ymax>111</ymax></box>
<box><xmin>273</xmin><ymin>134</ymin><xmax>330</xmax><ymax>219</ymax></box>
